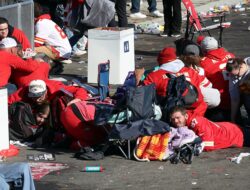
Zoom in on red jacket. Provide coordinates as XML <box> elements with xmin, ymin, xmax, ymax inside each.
<box><xmin>143</xmin><ymin>67</ymin><xmax>207</xmax><ymax>116</ymax></box>
<box><xmin>8</xmin><ymin>25</ymin><xmax>31</xmax><ymax>51</ymax></box>
<box><xmin>8</xmin><ymin>79</ymin><xmax>88</xmax><ymax>105</ymax></box>
<box><xmin>200</xmin><ymin>48</ymin><xmax>235</xmax><ymax>109</ymax></box>
<box><xmin>10</xmin><ymin>59</ymin><xmax>50</xmax><ymax>88</ymax></box>
<box><xmin>187</xmin><ymin>113</ymin><xmax>243</xmax><ymax>151</ymax></box>
<box><xmin>0</xmin><ymin>51</ymin><xmax>42</xmax><ymax>87</ymax></box>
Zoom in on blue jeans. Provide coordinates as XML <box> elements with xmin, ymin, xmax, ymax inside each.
<box><xmin>0</xmin><ymin>163</ymin><xmax>36</xmax><ymax>190</ymax></box>
<box><xmin>131</xmin><ymin>0</ymin><xmax>157</xmax><ymax>13</ymax></box>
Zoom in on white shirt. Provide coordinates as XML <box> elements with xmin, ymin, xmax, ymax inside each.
<box><xmin>35</xmin><ymin>16</ymin><xmax>72</xmax><ymax>59</ymax></box>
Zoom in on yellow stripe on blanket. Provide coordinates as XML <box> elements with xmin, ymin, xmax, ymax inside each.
<box><xmin>136</xmin><ymin>132</ymin><xmax>170</xmax><ymax>161</ymax></box>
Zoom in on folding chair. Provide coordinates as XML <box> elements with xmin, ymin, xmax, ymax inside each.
<box><xmin>71</xmin><ymin>60</ymin><xmax>110</xmax><ymax>101</ymax></box>
<box><xmin>182</xmin><ymin>0</ymin><xmax>231</xmax><ymax>46</ymax></box>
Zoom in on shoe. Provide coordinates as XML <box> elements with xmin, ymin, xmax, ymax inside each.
<box><xmin>160</xmin><ymin>31</ymin><xmax>169</xmax><ymax>37</ymax></box>
<box><xmin>60</xmin><ymin>59</ymin><xmax>72</xmax><ymax>64</ymax></box>
<box><xmin>150</xmin><ymin>10</ymin><xmax>164</xmax><ymax>17</ymax></box>
<box><xmin>72</xmin><ymin>49</ymin><xmax>87</xmax><ymax>57</ymax></box>
<box><xmin>171</xmin><ymin>33</ymin><xmax>181</xmax><ymax>38</ymax></box>
<box><xmin>130</xmin><ymin>12</ymin><xmax>147</xmax><ymax>19</ymax></box>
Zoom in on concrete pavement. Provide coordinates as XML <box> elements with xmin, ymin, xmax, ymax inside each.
<box><xmin>4</xmin><ymin>1</ymin><xmax>250</xmax><ymax>190</ymax></box>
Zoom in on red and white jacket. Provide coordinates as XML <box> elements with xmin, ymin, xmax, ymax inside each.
<box><xmin>200</xmin><ymin>48</ymin><xmax>235</xmax><ymax>109</ymax></box>
<box><xmin>35</xmin><ymin>14</ymin><xmax>72</xmax><ymax>59</ymax></box>
<box><xmin>187</xmin><ymin>113</ymin><xmax>243</xmax><ymax>151</ymax></box>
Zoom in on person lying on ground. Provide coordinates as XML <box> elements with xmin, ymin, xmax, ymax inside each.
<box><xmin>0</xmin><ymin>38</ymin><xmax>49</xmax><ymax>92</ymax></box>
<box><xmin>9</xmin><ymin>101</ymin><xmax>51</xmax><ymax>146</ymax></box>
<box><xmin>0</xmin><ymin>17</ymin><xmax>31</xmax><ymax>51</ymax></box>
<box><xmin>169</xmin><ymin>106</ymin><xmax>250</xmax><ymax>151</ymax></box>
<box><xmin>226</xmin><ymin>57</ymin><xmax>250</xmax><ymax>124</ymax></box>
<box><xmin>143</xmin><ymin>47</ymin><xmax>207</xmax><ymax>116</ymax></box>
<box><xmin>8</xmin><ymin>79</ymin><xmax>89</xmax><ymax>145</ymax></box>
<box><xmin>180</xmin><ymin>44</ymin><xmax>221</xmax><ymax>108</ymax></box>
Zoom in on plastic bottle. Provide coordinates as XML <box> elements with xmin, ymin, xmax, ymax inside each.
<box><xmin>82</xmin><ymin>166</ymin><xmax>104</xmax><ymax>172</ymax></box>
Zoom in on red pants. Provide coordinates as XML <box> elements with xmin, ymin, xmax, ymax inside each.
<box><xmin>60</xmin><ymin>106</ymin><xmax>106</xmax><ymax>147</ymax></box>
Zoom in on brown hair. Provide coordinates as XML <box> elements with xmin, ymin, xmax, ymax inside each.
<box><xmin>226</xmin><ymin>58</ymin><xmax>245</xmax><ymax>72</ymax></box>
<box><xmin>169</xmin><ymin>106</ymin><xmax>187</xmax><ymax>116</ymax></box>
<box><xmin>180</xmin><ymin>55</ymin><xmax>201</xmax><ymax>69</ymax></box>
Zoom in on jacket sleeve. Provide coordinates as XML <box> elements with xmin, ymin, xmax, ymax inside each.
<box><xmin>64</xmin><ymin>85</ymin><xmax>89</xmax><ymax>100</ymax></box>
<box><xmin>8</xmin><ymin>88</ymin><xmax>25</xmax><ymax>105</ymax></box>
<box><xmin>188</xmin><ymin>116</ymin><xmax>215</xmax><ymax>151</ymax></box>
<box><xmin>9</xmin><ymin>55</ymin><xmax>40</xmax><ymax>72</ymax></box>
<box><xmin>12</xmin><ymin>28</ymin><xmax>32</xmax><ymax>50</ymax></box>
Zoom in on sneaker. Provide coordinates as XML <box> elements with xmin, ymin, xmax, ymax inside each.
<box><xmin>130</xmin><ymin>12</ymin><xmax>147</xmax><ymax>19</ymax></box>
<box><xmin>72</xmin><ymin>49</ymin><xmax>87</xmax><ymax>57</ymax></box>
<box><xmin>150</xmin><ymin>10</ymin><xmax>164</xmax><ymax>17</ymax></box>
<box><xmin>160</xmin><ymin>31</ymin><xmax>169</xmax><ymax>37</ymax></box>
<box><xmin>171</xmin><ymin>33</ymin><xmax>181</xmax><ymax>38</ymax></box>
<box><xmin>60</xmin><ymin>59</ymin><xmax>72</xmax><ymax>64</ymax></box>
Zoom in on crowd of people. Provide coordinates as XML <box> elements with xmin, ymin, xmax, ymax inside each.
<box><xmin>0</xmin><ymin>0</ymin><xmax>249</xmax><ymax>161</ymax></box>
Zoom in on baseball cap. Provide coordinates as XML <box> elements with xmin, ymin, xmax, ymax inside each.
<box><xmin>0</xmin><ymin>37</ymin><xmax>17</xmax><ymax>48</ymax></box>
<box><xmin>183</xmin><ymin>44</ymin><xmax>200</xmax><ymax>56</ymax></box>
<box><xmin>201</xmin><ymin>37</ymin><xmax>218</xmax><ymax>51</ymax></box>
<box><xmin>28</xmin><ymin>80</ymin><xmax>47</xmax><ymax>98</ymax></box>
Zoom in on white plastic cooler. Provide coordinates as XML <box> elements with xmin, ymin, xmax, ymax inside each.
<box><xmin>0</xmin><ymin>88</ymin><xmax>9</xmax><ymax>150</ymax></box>
<box><xmin>88</xmin><ymin>27</ymin><xmax>135</xmax><ymax>84</ymax></box>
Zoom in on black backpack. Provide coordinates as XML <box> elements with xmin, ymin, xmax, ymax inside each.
<box><xmin>162</xmin><ymin>74</ymin><xmax>198</xmax><ymax>122</ymax></box>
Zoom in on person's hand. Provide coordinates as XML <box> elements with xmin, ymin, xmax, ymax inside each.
<box><xmin>34</xmin><ymin>57</ymin><xmax>45</xmax><ymax>62</ymax></box>
<box><xmin>67</xmin><ymin>98</ymin><xmax>81</xmax><ymax>106</ymax></box>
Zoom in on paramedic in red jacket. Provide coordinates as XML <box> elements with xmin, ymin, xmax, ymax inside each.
<box><xmin>170</xmin><ymin>106</ymin><xmax>244</xmax><ymax>151</ymax></box>
<box><xmin>0</xmin><ymin>37</ymin><xmax>49</xmax><ymax>88</ymax></box>
<box><xmin>0</xmin><ymin>17</ymin><xmax>31</xmax><ymax>51</ymax></box>
<box><xmin>200</xmin><ymin>37</ymin><xmax>235</xmax><ymax>110</ymax></box>
<box><xmin>143</xmin><ymin>47</ymin><xmax>207</xmax><ymax>116</ymax></box>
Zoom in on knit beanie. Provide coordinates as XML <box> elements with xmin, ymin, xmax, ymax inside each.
<box><xmin>157</xmin><ymin>47</ymin><xmax>177</xmax><ymax>65</ymax></box>
<box><xmin>201</xmin><ymin>37</ymin><xmax>218</xmax><ymax>51</ymax></box>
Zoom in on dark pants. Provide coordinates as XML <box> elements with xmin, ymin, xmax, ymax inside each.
<box><xmin>162</xmin><ymin>0</ymin><xmax>182</xmax><ymax>35</ymax></box>
<box><xmin>241</xmin><ymin>126</ymin><xmax>250</xmax><ymax>147</ymax></box>
<box><xmin>109</xmin><ymin>0</ymin><xmax>128</xmax><ymax>27</ymax></box>
<box><xmin>131</xmin><ymin>0</ymin><xmax>157</xmax><ymax>13</ymax></box>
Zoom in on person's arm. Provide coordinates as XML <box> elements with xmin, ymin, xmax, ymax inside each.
<box><xmin>9</xmin><ymin>54</ymin><xmax>40</xmax><ymax>72</ymax></box>
<box><xmin>188</xmin><ymin>116</ymin><xmax>215</xmax><ymax>151</ymax></box>
<box><xmin>34</xmin><ymin>21</ymin><xmax>49</xmax><ymax>47</ymax></box>
<box><xmin>229</xmin><ymin>77</ymin><xmax>240</xmax><ymax>122</ymax></box>
<box><xmin>12</xmin><ymin>27</ymin><xmax>32</xmax><ymax>50</ymax></box>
